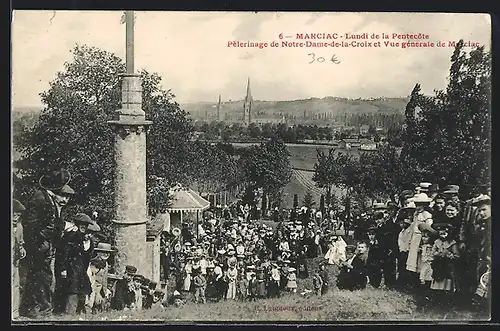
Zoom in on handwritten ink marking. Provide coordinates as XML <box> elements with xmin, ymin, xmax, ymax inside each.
<box><xmin>49</xmin><ymin>11</ymin><xmax>56</xmax><ymax>25</ymax></box>
<box><xmin>308</xmin><ymin>53</ymin><xmax>341</xmax><ymax>64</ymax></box>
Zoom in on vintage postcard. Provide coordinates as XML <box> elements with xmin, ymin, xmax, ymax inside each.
<box><xmin>11</xmin><ymin>11</ymin><xmax>491</xmax><ymax>323</ymax></box>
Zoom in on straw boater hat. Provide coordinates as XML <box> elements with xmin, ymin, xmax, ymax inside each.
<box><xmin>288</xmin><ymin>267</ymin><xmax>296</xmax><ymax>272</ymax></box>
<box><xmin>443</xmin><ymin>185</ymin><xmax>460</xmax><ymax>195</ymax></box>
<box><xmin>418</xmin><ymin>182</ymin><xmax>432</xmax><ymax>193</ymax></box>
<box><xmin>95</xmin><ymin>242</ymin><xmax>114</xmax><ymax>253</ymax></box>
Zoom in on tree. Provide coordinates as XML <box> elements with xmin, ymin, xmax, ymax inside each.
<box><xmin>241</xmin><ymin>138</ymin><xmax>292</xmax><ymax>208</ymax></box>
<box><xmin>319</xmin><ymin>194</ymin><xmax>325</xmax><ymax>214</ymax></box>
<box><xmin>14</xmin><ymin>45</ymin><xmax>195</xmax><ymax>224</ymax></box>
<box><xmin>312</xmin><ymin>149</ymin><xmax>358</xmax><ymax>202</ymax></box>
<box><xmin>303</xmin><ymin>191</ymin><xmax>314</xmax><ymax>208</ymax></box>
<box><xmin>190</xmin><ymin>141</ymin><xmax>243</xmax><ymax>196</ymax></box>
<box><xmin>248</xmin><ymin>123</ymin><xmax>262</xmax><ymax>139</ymax></box>
<box><xmin>400</xmin><ymin>40</ymin><xmax>491</xmax><ymax>188</ymax></box>
<box><xmin>293</xmin><ymin>194</ymin><xmax>299</xmax><ymax>209</ymax></box>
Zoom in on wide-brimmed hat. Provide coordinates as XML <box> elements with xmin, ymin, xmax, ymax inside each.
<box><xmin>411</xmin><ymin>193</ymin><xmax>432</xmax><ymax>203</ymax></box>
<box><xmin>288</xmin><ymin>267</ymin><xmax>296</xmax><ymax>272</ymax></box>
<box><xmin>472</xmin><ymin>194</ymin><xmax>491</xmax><ymax>206</ymax></box>
<box><xmin>443</xmin><ymin>185</ymin><xmax>460</xmax><ymax>195</ymax></box>
<box><xmin>13</xmin><ymin>199</ymin><xmax>25</xmax><ymax>213</ymax></box>
<box><xmin>71</xmin><ymin>213</ymin><xmax>101</xmax><ymax>232</ymax></box>
<box><xmin>95</xmin><ymin>242</ymin><xmax>114</xmax><ymax>252</ymax></box>
<box><xmin>39</xmin><ymin>169</ymin><xmax>72</xmax><ymax>192</ymax></box>
<box><xmin>367</xmin><ymin>225</ymin><xmax>378</xmax><ymax>232</ymax></box>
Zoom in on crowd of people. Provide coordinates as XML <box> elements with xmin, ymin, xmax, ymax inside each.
<box><xmin>12</xmin><ymin>168</ymin><xmax>491</xmax><ymax>319</ymax></box>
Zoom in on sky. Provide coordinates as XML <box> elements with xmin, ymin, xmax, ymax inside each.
<box><xmin>12</xmin><ymin>11</ymin><xmax>491</xmax><ymax>107</ymax></box>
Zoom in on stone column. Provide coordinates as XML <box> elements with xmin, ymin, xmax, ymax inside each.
<box><xmin>108</xmin><ymin>73</ymin><xmax>152</xmax><ymax>276</ymax></box>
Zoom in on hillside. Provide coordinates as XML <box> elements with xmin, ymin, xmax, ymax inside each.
<box><xmin>12</xmin><ymin>97</ymin><xmax>408</xmax><ymax>127</ymax></box>
<box><xmin>182</xmin><ymin>97</ymin><xmax>408</xmax><ymax>123</ymax></box>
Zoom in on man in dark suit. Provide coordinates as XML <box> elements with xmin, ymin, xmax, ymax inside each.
<box><xmin>57</xmin><ymin>213</ymin><xmax>99</xmax><ymax>315</ymax></box>
<box><xmin>20</xmin><ymin>169</ymin><xmax>75</xmax><ymax>318</ymax></box>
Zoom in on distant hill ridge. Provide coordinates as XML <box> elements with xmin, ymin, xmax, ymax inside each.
<box><xmin>13</xmin><ymin>96</ymin><xmax>409</xmax><ymax>122</ymax></box>
<box><xmin>181</xmin><ymin>96</ymin><xmax>409</xmax><ymax>121</ymax></box>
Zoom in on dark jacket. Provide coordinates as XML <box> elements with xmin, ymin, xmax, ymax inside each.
<box><xmin>58</xmin><ymin>230</ymin><xmax>94</xmax><ymax>295</ymax></box>
<box><xmin>23</xmin><ymin>189</ymin><xmax>65</xmax><ymax>253</ymax></box>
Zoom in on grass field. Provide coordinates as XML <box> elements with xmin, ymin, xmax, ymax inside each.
<box><xmin>16</xmin><ymin>259</ymin><xmax>488</xmax><ymax>322</ymax></box>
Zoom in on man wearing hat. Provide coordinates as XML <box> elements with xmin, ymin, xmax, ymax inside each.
<box><xmin>12</xmin><ymin>199</ymin><xmax>26</xmax><ymax>319</ymax></box>
<box><xmin>87</xmin><ymin>243</ymin><xmax>114</xmax><ymax>312</ymax></box>
<box><xmin>21</xmin><ymin>169</ymin><xmax>75</xmax><ymax>317</ymax></box>
<box><xmin>55</xmin><ymin>213</ymin><xmax>99</xmax><ymax>315</ymax></box>
<box><xmin>442</xmin><ymin>185</ymin><xmax>461</xmax><ymax>204</ymax></box>
<box><xmin>111</xmin><ymin>265</ymin><xmax>137</xmax><ymax>310</ymax></box>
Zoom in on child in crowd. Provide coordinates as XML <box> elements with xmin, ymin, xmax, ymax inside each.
<box><xmin>87</xmin><ymin>242</ymin><xmax>114</xmax><ymax>313</ymax></box>
<box><xmin>397</xmin><ymin>212</ymin><xmax>413</xmax><ymax>289</ymax></box>
<box><xmin>286</xmin><ymin>267</ymin><xmax>298</xmax><ymax>293</ymax></box>
<box><xmin>312</xmin><ymin>270</ymin><xmax>323</xmax><ymax>296</ymax></box>
<box><xmin>430</xmin><ymin>223</ymin><xmax>459</xmax><ymax>304</ymax></box>
<box><xmin>237</xmin><ymin>271</ymin><xmax>249</xmax><ymax>301</ymax></box>
<box><xmin>248</xmin><ymin>272</ymin><xmax>258</xmax><ymax>301</ymax></box>
<box><xmin>193</xmin><ymin>268</ymin><xmax>207</xmax><ymax>304</ymax></box>
<box><xmin>111</xmin><ymin>265</ymin><xmax>137</xmax><ymax>311</ymax></box>
<box><xmin>419</xmin><ymin>231</ymin><xmax>434</xmax><ymax>288</ymax></box>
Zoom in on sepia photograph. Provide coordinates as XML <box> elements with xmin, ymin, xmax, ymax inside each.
<box><xmin>11</xmin><ymin>11</ymin><xmax>491</xmax><ymax>322</ymax></box>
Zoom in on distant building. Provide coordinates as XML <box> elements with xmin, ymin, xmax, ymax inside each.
<box><xmin>359</xmin><ymin>138</ymin><xmax>377</xmax><ymax>151</ymax></box>
<box><xmin>339</xmin><ymin>138</ymin><xmax>361</xmax><ymax>150</ymax></box>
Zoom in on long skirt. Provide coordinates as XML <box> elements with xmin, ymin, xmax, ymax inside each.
<box><xmin>226</xmin><ymin>281</ymin><xmax>237</xmax><ymax>300</ymax></box>
<box><xmin>183</xmin><ymin>275</ymin><xmax>192</xmax><ymax>292</ymax></box>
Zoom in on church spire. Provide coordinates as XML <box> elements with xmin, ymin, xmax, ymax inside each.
<box><xmin>243</xmin><ymin>77</ymin><xmax>252</xmax><ymax>125</ymax></box>
<box><xmin>216</xmin><ymin>94</ymin><xmax>221</xmax><ymax>121</ymax></box>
